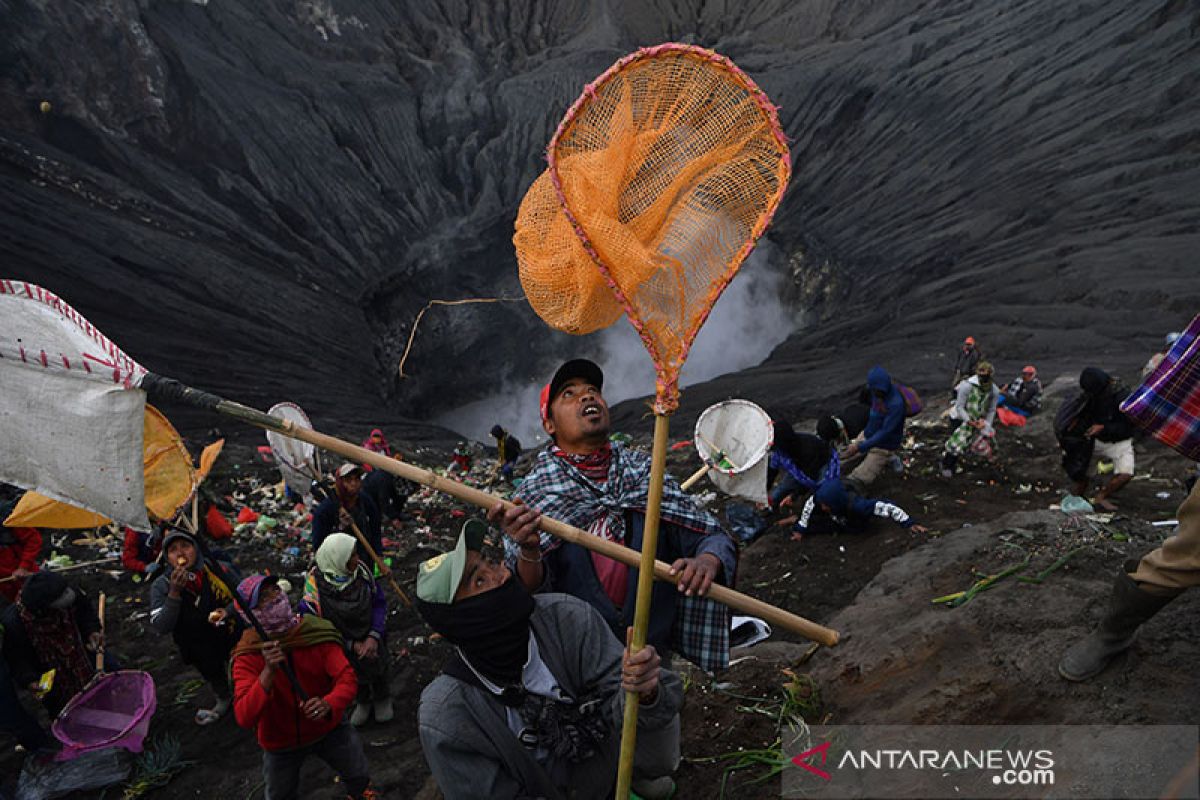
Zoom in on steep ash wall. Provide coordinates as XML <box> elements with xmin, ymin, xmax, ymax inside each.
<box><xmin>1</xmin><ymin>0</ymin><xmax>1196</xmax><ymax>436</ymax></box>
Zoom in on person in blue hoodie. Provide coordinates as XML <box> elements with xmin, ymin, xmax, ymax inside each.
<box><xmin>841</xmin><ymin>366</ymin><xmax>908</xmax><ymax>488</ymax></box>
<box><xmin>791</xmin><ymin>478</ymin><xmax>927</xmax><ymax>542</ymax></box>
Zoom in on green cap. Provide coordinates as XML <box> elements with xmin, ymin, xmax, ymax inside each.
<box><xmin>416</xmin><ymin>518</ymin><xmax>488</xmax><ymax>604</ymax></box>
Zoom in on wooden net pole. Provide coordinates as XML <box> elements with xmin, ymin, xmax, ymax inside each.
<box><xmin>615</xmin><ymin>412</ymin><xmax>671</xmax><ymax>799</ymax></box>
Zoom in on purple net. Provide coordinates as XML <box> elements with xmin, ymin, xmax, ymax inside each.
<box><xmin>52</xmin><ymin>670</ymin><xmax>157</xmax><ymax>761</ymax></box>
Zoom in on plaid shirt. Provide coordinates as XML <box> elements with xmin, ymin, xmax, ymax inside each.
<box><xmin>507</xmin><ymin>441</ymin><xmax>735</xmax><ymax>672</ymax></box>
<box><xmin>1121</xmin><ymin>315</ymin><xmax>1200</xmax><ymax>462</ymax></box>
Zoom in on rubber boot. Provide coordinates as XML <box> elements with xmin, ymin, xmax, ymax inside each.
<box><xmin>373</xmin><ymin>694</ymin><xmax>394</xmax><ymax>723</ymax></box>
<box><xmin>1058</xmin><ymin>572</ymin><xmax>1174</xmax><ymax>681</ymax></box>
<box><xmin>349</xmin><ymin>702</ymin><xmax>371</xmax><ymax>727</ymax></box>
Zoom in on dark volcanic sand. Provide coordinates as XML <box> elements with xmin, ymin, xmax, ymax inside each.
<box><xmin>3</xmin><ymin>374</ymin><xmax>1197</xmax><ymax>798</ymax></box>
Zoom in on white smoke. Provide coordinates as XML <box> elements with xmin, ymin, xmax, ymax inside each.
<box><xmin>436</xmin><ymin>239</ymin><xmax>798</xmax><ymax>446</ymax></box>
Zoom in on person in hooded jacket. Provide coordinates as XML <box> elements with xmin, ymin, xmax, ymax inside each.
<box><xmin>941</xmin><ymin>361</ymin><xmax>1000</xmax><ymax>477</ymax></box>
<box><xmin>790</xmin><ymin>478</ymin><xmax>927</xmax><ymax>541</ymax></box>
<box><xmin>361</xmin><ymin>428</ymin><xmax>392</xmax><ymax>457</ymax></box>
<box><xmin>231</xmin><ymin>574</ymin><xmax>376</xmax><ymax>800</ymax></box>
<box><xmin>0</xmin><ymin>571</ymin><xmax>108</xmax><ymax>716</ymax></box>
<box><xmin>148</xmin><ymin>529</ymin><xmax>243</xmax><ymax>725</ymax></box>
<box><xmin>842</xmin><ymin>366</ymin><xmax>907</xmax><ymax>488</ymax></box>
<box><xmin>1055</xmin><ymin>367</ymin><xmax>1135</xmax><ymax>511</ymax></box>
<box><xmin>300</xmin><ymin>533</ymin><xmax>392</xmax><ymax>727</ymax></box>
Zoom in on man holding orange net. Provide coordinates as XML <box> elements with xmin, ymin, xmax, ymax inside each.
<box><xmin>490</xmin><ymin>359</ymin><xmax>737</xmax><ymax>795</ymax></box>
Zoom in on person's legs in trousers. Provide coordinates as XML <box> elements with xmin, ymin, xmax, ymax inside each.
<box><xmin>262</xmin><ymin>745</ymin><xmax>307</xmax><ymax>800</ymax></box>
<box><xmin>848</xmin><ymin>448</ymin><xmax>889</xmax><ymax>487</ymax></box>
<box><xmin>314</xmin><ymin>721</ymin><xmax>372</xmax><ymax>796</ymax></box>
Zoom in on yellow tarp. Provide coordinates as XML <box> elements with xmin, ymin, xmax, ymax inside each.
<box><xmin>3</xmin><ymin>405</ymin><xmax>201</xmax><ymax>529</ymax></box>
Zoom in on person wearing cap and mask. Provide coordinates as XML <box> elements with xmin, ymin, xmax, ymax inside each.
<box><xmin>311</xmin><ymin>463</ymin><xmax>383</xmax><ymax>564</ymax></box>
<box><xmin>0</xmin><ymin>571</ymin><xmax>107</xmax><ymax>716</ymax></box>
<box><xmin>490</xmin><ymin>425</ymin><xmax>523</xmax><ymax>481</ymax></box>
<box><xmin>300</xmin><ymin>533</ymin><xmax>392</xmax><ymax>727</ymax></box>
<box><xmin>416</xmin><ymin>519</ymin><xmax>683</xmax><ymax>800</ymax></box>
<box><xmin>230</xmin><ymin>574</ymin><xmax>377</xmax><ymax>800</ymax></box>
<box><xmin>489</xmin><ymin>359</ymin><xmax>737</xmax><ymax>676</ymax></box>
<box><xmin>1054</xmin><ymin>367</ymin><xmax>1135</xmax><ymax>511</ymax></box>
<box><xmin>941</xmin><ymin>361</ymin><xmax>1000</xmax><ymax>478</ymax></box>
<box><xmin>999</xmin><ymin>365</ymin><xmax>1044</xmax><ymax>416</ymax></box>
<box><xmin>951</xmin><ymin>336</ymin><xmax>983</xmax><ymax>396</ymax></box>
<box><xmin>148</xmin><ymin>529</ymin><xmax>242</xmax><ymax>725</ymax></box>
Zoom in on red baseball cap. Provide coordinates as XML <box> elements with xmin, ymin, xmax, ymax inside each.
<box><xmin>964</xmin><ymin>336</ymin><xmax>976</xmax><ymax>346</ymax></box>
<box><xmin>540</xmin><ymin>359</ymin><xmax>604</xmax><ymax>423</ymax></box>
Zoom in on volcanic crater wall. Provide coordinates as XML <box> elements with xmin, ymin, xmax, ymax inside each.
<box><xmin>1</xmin><ymin>0</ymin><xmax>1197</xmax><ymax>436</ymax></box>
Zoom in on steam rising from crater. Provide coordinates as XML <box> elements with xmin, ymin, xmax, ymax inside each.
<box><xmin>437</xmin><ymin>239</ymin><xmax>797</xmax><ymax>446</ymax></box>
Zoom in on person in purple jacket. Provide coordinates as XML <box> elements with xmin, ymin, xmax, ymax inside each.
<box><xmin>301</xmin><ymin>533</ymin><xmax>392</xmax><ymax>727</ymax></box>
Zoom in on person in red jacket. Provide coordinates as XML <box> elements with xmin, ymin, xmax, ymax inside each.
<box><xmin>230</xmin><ymin>574</ymin><xmax>376</xmax><ymax>800</ymax></box>
<box><xmin>0</xmin><ymin>501</ymin><xmax>41</xmax><ymax>603</ymax></box>
<box><xmin>121</xmin><ymin>526</ymin><xmax>163</xmax><ymax>577</ymax></box>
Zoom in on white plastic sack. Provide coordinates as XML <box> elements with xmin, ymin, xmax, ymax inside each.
<box><xmin>0</xmin><ymin>283</ymin><xmax>149</xmax><ymax>530</ymax></box>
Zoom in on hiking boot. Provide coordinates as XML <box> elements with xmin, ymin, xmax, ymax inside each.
<box><xmin>349</xmin><ymin>702</ymin><xmax>371</xmax><ymax>727</ymax></box>
<box><xmin>373</xmin><ymin>695</ymin><xmax>394</xmax><ymax>723</ymax></box>
<box><xmin>631</xmin><ymin>775</ymin><xmax>676</xmax><ymax>800</ymax></box>
<box><xmin>1058</xmin><ymin>572</ymin><xmax>1174</xmax><ymax>681</ymax></box>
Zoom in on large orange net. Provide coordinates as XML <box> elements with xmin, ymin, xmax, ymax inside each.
<box><xmin>514</xmin><ymin>43</ymin><xmax>790</xmax><ymax>412</ymax></box>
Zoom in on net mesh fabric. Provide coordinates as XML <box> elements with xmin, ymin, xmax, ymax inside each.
<box><xmin>515</xmin><ymin>44</ymin><xmax>790</xmax><ymax>412</ymax></box>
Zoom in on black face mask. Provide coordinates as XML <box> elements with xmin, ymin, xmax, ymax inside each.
<box><xmin>418</xmin><ymin>577</ymin><xmax>535</xmax><ymax>687</ymax></box>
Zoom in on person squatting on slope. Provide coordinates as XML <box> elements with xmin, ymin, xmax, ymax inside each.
<box><xmin>148</xmin><ymin>529</ymin><xmax>242</xmax><ymax>725</ymax></box>
<box><xmin>1055</xmin><ymin>367</ymin><xmax>1135</xmax><ymax>511</ymax></box>
<box><xmin>841</xmin><ymin>366</ymin><xmax>908</xmax><ymax>488</ymax></box>
<box><xmin>791</xmin><ymin>477</ymin><xmax>928</xmax><ymax>542</ymax></box>
<box><xmin>999</xmin><ymin>365</ymin><xmax>1044</xmax><ymax>416</ymax></box>
<box><xmin>312</xmin><ymin>463</ymin><xmax>383</xmax><ymax>564</ymax></box>
<box><xmin>416</xmin><ymin>519</ymin><xmax>683</xmax><ymax>800</ymax></box>
<box><xmin>1</xmin><ymin>571</ymin><xmax>111</xmax><ymax>717</ymax></box>
<box><xmin>231</xmin><ymin>574</ymin><xmax>377</xmax><ymax>800</ymax></box>
<box><xmin>941</xmin><ymin>361</ymin><xmax>1000</xmax><ymax>478</ymax></box>
<box><xmin>301</xmin><ymin>534</ymin><xmax>392</xmax><ymax>727</ymax></box>
<box><xmin>765</xmin><ymin>420</ymin><xmax>838</xmax><ymax>512</ymax></box>
<box><xmin>491</xmin><ymin>359</ymin><xmax>738</xmax><ymax>673</ymax></box>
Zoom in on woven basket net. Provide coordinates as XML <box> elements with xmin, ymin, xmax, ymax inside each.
<box><xmin>514</xmin><ymin>44</ymin><xmax>790</xmax><ymax>412</ymax></box>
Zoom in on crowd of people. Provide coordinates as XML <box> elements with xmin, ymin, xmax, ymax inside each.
<box><xmin>1</xmin><ymin>331</ymin><xmax>1197</xmax><ymax>799</ymax></box>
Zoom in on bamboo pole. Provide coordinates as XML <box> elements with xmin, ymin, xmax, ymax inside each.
<box><xmin>679</xmin><ymin>463</ymin><xmax>709</xmax><ymax>491</ymax></box>
<box><xmin>95</xmin><ymin>592</ymin><xmax>106</xmax><ymax>672</ymax></box>
<box><xmin>345</xmin><ymin>516</ymin><xmax>412</xmax><ymax>608</ymax></box>
<box><xmin>0</xmin><ymin>557</ymin><xmax>120</xmax><ymax>583</ymax></box>
<box><xmin>142</xmin><ymin>377</ymin><xmax>839</xmax><ymax>647</ymax></box>
<box><xmin>615</xmin><ymin>413</ymin><xmax>671</xmax><ymax>800</ymax></box>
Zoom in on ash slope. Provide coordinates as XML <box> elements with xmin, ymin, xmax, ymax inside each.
<box><xmin>2</xmin><ymin>0</ymin><xmax>1197</xmax><ymax>436</ymax></box>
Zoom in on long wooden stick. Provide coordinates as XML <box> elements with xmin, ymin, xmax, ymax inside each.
<box><xmin>615</xmin><ymin>413</ymin><xmax>671</xmax><ymax>799</ymax></box>
<box><xmin>680</xmin><ymin>462</ymin><xmax>709</xmax><ymax>491</ymax></box>
<box><xmin>0</xmin><ymin>557</ymin><xmax>119</xmax><ymax>583</ymax></box>
<box><xmin>141</xmin><ymin>377</ymin><xmax>839</xmax><ymax>647</ymax></box>
<box><xmin>345</xmin><ymin>516</ymin><xmax>412</xmax><ymax>608</ymax></box>
<box><xmin>95</xmin><ymin>592</ymin><xmax>106</xmax><ymax>673</ymax></box>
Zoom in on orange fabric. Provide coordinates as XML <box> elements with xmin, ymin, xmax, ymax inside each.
<box><xmin>514</xmin><ymin>44</ymin><xmax>790</xmax><ymax>412</ymax></box>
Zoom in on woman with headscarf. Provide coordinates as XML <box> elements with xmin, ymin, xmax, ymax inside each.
<box><xmin>300</xmin><ymin>533</ymin><xmax>391</xmax><ymax>727</ymax></box>
<box><xmin>941</xmin><ymin>361</ymin><xmax>1000</xmax><ymax>478</ymax></box>
<box><xmin>231</xmin><ymin>574</ymin><xmax>376</xmax><ymax>800</ymax></box>
<box><xmin>0</xmin><ymin>571</ymin><xmax>106</xmax><ymax>716</ymax></box>
<box><xmin>361</xmin><ymin>428</ymin><xmax>392</xmax><ymax>457</ymax></box>
<box><xmin>148</xmin><ymin>529</ymin><xmax>242</xmax><ymax>725</ymax></box>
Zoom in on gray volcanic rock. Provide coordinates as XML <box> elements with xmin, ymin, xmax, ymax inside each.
<box><xmin>1</xmin><ymin>0</ymin><xmax>1197</xmax><ymax>438</ymax></box>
